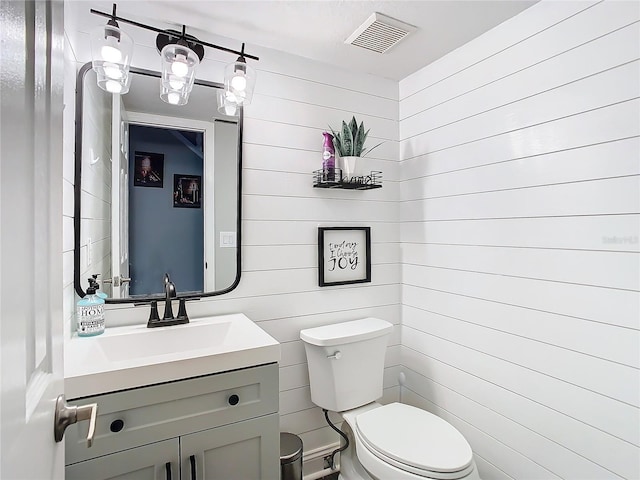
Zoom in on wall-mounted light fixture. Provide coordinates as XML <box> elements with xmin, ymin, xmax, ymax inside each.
<box><xmin>224</xmin><ymin>44</ymin><xmax>256</xmax><ymax>106</ymax></box>
<box><xmin>157</xmin><ymin>27</ymin><xmax>202</xmax><ymax>105</ymax></box>
<box><xmin>90</xmin><ymin>4</ymin><xmax>133</xmax><ymax>94</ymax></box>
<box><xmin>89</xmin><ymin>3</ymin><xmax>259</xmax><ymax>110</ymax></box>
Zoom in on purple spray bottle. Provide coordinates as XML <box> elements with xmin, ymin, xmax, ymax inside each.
<box><xmin>322</xmin><ymin>132</ymin><xmax>336</xmax><ymax>181</ymax></box>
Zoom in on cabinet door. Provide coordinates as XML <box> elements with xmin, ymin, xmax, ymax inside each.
<box><xmin>181</xmin><ymin>413</ymin><xmax>279</xmax><ymax>480</ymax></box>
<box><xmin>66</xmin><ymin>438</ymin><xmax>180</xmax><ymax>480</ymax></box>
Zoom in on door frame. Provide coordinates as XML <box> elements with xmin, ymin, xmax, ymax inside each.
<box><xmin>126</xmin><ymin>111</ymin><xmax>215</xmax><ymax>292</ymax></box>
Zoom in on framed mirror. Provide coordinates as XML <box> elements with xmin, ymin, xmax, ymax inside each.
<box><xmin>74</xmin><ymin>62</ymin><xmax>242</xmax><ymax>303</ymax></box>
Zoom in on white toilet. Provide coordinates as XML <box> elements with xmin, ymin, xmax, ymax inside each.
<box><xmin>300</xmin><ymin>318</ymin><xmax>481</xmax><ymax>480</ymax></box>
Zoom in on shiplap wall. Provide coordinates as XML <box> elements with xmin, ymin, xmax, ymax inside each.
<box><xmin>62</xmin><ymin>2</ymin><xmax>401</xmax><ymax>457</ymax></box>
<box><xmin>398</xmin><ymin>1</ymin><xmax>640</xmax><ymax>479</ymax></box>
<box><xmin>78</xmin><ymin>74</ymin><xmax>113</xmax><ymax>298</ymax></box>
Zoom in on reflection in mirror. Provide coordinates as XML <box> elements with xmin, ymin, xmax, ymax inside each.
<box><xmin>74</xmin><ymin>63</ymin><xmax>242</xmax><ymax>303</ymax></box>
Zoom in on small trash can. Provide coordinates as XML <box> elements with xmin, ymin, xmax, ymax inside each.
<box><xmin>280</xmin><ymin>432</ymin><xmax>303</xmax><ymax>480</ymax></box>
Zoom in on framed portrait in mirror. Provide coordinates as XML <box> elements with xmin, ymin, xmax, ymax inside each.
<box><xmin>173</xmin><ymin>174</ymin><xmax>202</xmax><ymax>208</ymax></box>
<box><xmin>133</xmin><ymin>151</ymin><xmax>164</xmax><ymax>187</ymax></box>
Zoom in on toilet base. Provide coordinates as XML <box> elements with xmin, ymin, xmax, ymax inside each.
<box><xmin>338</xmin><ymin>421</ymin><xmax>375</xmax><ymax>480</ymax></box>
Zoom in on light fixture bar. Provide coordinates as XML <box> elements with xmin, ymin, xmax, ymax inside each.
<box><xmin>89</xmin><ymin>6</ymin><xmax>260</xmax><ymax>61</ymax></box>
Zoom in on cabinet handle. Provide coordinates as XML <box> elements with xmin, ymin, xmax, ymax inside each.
<box><xmin>110</xmin><ymin>419</ymin><xmax>125</xmax><ymax>433</ymax></box>
<box><xmin>228</xmin><ymin>394</ymin><xmax>239</xmax><ymax>406</ymax></box>
<box><xmin>165</xmin><ymin>462</ymin><xmax>172</xmax><ymax>480</ymax></box>
<box><xmin>189</xmin><ymin>455</ymin><xmax>197</xmax><ymax>480</ymax></box>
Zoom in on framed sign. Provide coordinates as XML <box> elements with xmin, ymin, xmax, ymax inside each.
<box><xmin>318</xmin><ymin>227</ymin><xmax>371</xmax><ymax>287</ymax></box>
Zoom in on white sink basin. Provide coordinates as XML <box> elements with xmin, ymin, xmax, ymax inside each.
<box><xmin>98</xmin><ymin>320</ymin><xmax>232</xmax><ymax>362</ymax></box>
<box><xmin>64</xmin><ymin>313</ymin><xmax>280</xmax><ymax>399</ymax></box>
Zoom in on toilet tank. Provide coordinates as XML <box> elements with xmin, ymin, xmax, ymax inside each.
<box><xmin>300</xmin><ymin>318</ymin><xmax>393</xmax><ymax>412</ymax></box>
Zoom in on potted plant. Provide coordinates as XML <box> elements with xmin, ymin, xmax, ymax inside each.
<box><xmin>329</xmin><ymin>116</ymin><xmax>382</xmax><ymax>180</ymax></box>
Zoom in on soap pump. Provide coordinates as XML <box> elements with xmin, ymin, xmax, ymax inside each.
<box><xmin>90</xmin><ymin>274</ymin><xmax>108</xmax><ymax>300</ymax></box>
<box><xmin>76</xmin><ymin>278</ymin><xmax>106</xmax><ymax>337</ymax></box>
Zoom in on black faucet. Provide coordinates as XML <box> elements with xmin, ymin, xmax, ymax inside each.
<box><xmin>147</xmin><ymin>274</ymin><xmax>189</xmax><ymax>328</ymax></box>
<box><xmin>163</xmin><ymin>273</ymin><xmax>176</xmax><ymax>320</ymax></box>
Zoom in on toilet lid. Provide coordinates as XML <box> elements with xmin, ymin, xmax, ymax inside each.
<box><xmin>355</xmin><ymin>403</ymin><xmax>473</xmax><ymax>474</ymax></box>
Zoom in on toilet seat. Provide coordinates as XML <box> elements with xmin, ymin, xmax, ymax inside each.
<box><xmin>354</xmin><ymin>403</ymin><xmax>474</xmax><ymax>479</ymax></box>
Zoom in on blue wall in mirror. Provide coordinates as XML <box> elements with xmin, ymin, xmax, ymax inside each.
<box><xmin>128</xmin><ymin>124</ymin><xmax>204</xmax><ymax>295</ymax></box>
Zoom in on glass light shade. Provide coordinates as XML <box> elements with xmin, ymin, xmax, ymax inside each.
<box><xmin>96</xmin><ymin>69</ymin><xmax>132</xmax><ymax>95</ymax></box>
<box><xmin>90</xmin><ymin>24</ymin><xmax>133</xmax><ymax>94</ymax></box>
<box><xmin>160</xmin><ymin>69</ymin><xmax>195</xmax><ymax>106</ymax></box>
<box><xmin>216</xmin><ymin>90</ymin><xmax>238</xmax><ymax>116</ymax></box>
<box><xmin>159</xmin><ymin>43</ymin><xmax>199</xmax><ymax>106</ymax></box>
<box><xmin>161</xmin><ymin>43</ymin><xmax>199</xmax><ymax>81</ymax></box>
<box><xmin>102</xmin><ymin>63</ymin><xmax>124</xmax><ymax>80</ymax></box>
<box><xmin>161</xmin><ymin>70</ymin><xmax>194</xmax><ymax>94</ymax></box>
<box><xmin>224</xmin><ymin>60</ymin><xmax>256</xmax><ymax>105</ymax></box>
<box><xmin>171</xmin><ymin>56</ymin><xmax>189</xmax><ymax>77</ymax></box>
<box><xmin>160</xmin><ymin>83</ymin><xmax>189</xmax><ymax>106</ymax></box>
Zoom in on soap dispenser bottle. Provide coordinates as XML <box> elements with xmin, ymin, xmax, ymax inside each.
<box><xmin>76</xmin><ymin>278</ymin><xmax>105</xmax><ymax>337</ymax></box>
<box><xmin>322</xmin><ymin>132</ymin><xmax>336</xmax><ymax>181</ymax></box>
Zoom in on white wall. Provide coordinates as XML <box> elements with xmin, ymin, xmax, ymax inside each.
<box><xmin>398</xmin><ymin>1</ymin><xmax>640</xmax><ymax>479</ymax></box>
<box><xmin>63</xmin><ymin>1</ymin><xmax>401</xmax><ymax>457</ymax></box>
<box><xmin>213</xmin><ymin>120</ymin><xmax>238</xmax><ymax>289</ymax></box>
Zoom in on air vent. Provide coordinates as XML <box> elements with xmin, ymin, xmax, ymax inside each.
<box><xmin>345</xmin><ymin>12</ymin><xmax>416</xmax><ymax>54</ymax></box>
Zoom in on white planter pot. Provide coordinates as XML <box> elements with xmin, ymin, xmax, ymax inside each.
<box><xmin>341</xmin><ymin>156</ymin><xmax>360</xmax><ymax>180</ymax></box>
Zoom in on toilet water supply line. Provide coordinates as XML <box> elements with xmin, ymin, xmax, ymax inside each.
<box><xmin>323</xmin><ymin>409</ymin><xmax>350</xmax><ymax>470</ymax></box>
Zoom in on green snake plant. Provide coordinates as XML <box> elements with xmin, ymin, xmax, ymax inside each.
<box><xmin>329</xmin><ymin>116</ymin><xmax>383</xmax><ymax>157</ymax></box>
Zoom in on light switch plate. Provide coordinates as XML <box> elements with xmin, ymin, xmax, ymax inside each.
<box><xmin>220</xmin><ymin>231</ymin><xmax>237</xmax><ymax>248</ymax></box>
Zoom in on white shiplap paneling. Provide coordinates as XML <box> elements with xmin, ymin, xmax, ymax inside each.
<box><xmin>398</xmin><ymin>1</ymin><xmax>640</xmax><ymax>478</ymax></box>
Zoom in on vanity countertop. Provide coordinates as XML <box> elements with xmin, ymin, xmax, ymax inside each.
<box><xmin>64</xmin><ymin>313</ymin><xmax>280</xmax><ymax>399</ymax></box>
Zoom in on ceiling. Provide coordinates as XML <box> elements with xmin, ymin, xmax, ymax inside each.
<box><xmin>79</xmin><ymin>0</ymin><xmax>538</xmax><ymax>81</ymax></box>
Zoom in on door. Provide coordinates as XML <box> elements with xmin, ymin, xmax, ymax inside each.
<box><xmin>0</xmin><ymin>0</ymin><xmax>65</xmax><ymax>478</ymax></box>
<box><xmin>111</xmin><ymin>95</ymin><xmax>130</xmax><ymax>298</ymax></box>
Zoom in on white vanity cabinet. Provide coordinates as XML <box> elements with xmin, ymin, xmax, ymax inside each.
<box><xmin>65</xmin><ymin>363</ymin><xmax>279</xmax><ymax>480</ymax></box>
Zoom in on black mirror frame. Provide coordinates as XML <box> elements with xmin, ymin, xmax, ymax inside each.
<box><xmin>73</xmin><ymin>62</ymin><xmax>242</xmax><ymax>304</ymax></box>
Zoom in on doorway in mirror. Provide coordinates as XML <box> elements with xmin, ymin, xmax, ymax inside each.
<box><xmin>129</xmin><ymin>124</ymin><xmax>205</xmax><ymax>296</ymax></box>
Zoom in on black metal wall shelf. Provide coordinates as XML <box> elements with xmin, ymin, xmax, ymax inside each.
<box><xmin>313</xmin><ymin>169</ymin><xmax>382</xmax><ymax>190</ymax></box>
